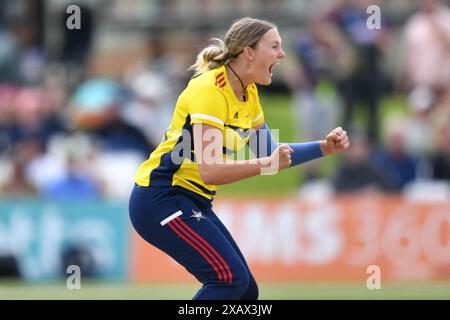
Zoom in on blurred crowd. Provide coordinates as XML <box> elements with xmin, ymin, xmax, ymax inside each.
<box><xmin>286</xmin><ymin>0</ymin><xmax>450</xmax><ymax>196</ymax></box>
<box><xmin>0</xmin><ymin>0</ymin><xmax>449</xmax><ymax>200</ymax></box>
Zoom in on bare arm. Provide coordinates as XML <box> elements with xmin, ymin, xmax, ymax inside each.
<box><xmin>193</xmin><ymin>123</ymin><xmax>292</xmax><ymax>185</ymax></box>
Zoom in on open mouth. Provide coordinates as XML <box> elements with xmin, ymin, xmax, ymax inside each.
<box><xmin>269</xmin><ymin>62</ymin><xmax>279</xmax><ymax>75</ymax></box>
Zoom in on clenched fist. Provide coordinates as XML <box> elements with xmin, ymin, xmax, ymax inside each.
<box><xmin>320</xmin><ymin>127</ymin><xmax>350</xmax><ymax>156</ymax></box>
<box><xmin>270</xmin><ymin>143</ymin><xmax>293</xmax><ymax>170</ymax></box>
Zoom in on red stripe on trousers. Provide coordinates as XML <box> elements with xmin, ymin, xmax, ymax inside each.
<box><xmin>172</xmin><ymin>218</ymin><xmax>229</xmax><ymax>283</ymax></box>
<box><xmin>167</xmin><ymin>220</ymin><xmax>225</xmax><ymax>282</ymax></box>
<box><xmin>171</xmin><ymin>218</ymin><xmax>228</xmax><ymax>282</ymax></box>
<box><xmin>175</xmin><ymin>217</ymin><xmax>233</xmax><ymax>283</ymax></box>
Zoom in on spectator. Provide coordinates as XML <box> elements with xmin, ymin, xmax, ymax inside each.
<box><xmin>10</xmin><ymin>87</ymin><xmax>66</xmax><ymax>146</ymax></box>
<box><xmin>0</xmin><ymin>139</ymin><xmax>40</xmax><ymax>197</ymax></box>
<box><xmin>322</xmin><ymin>0</ymin><xmax>391</xmax><ymax>143</ymax></box>
<box><xmin>401</xmin><ymin>0</ymin><xmax>450</xmax><ymax>97</ymax></box>
<box><xmin>42</xmin><ymin>155</ymin><xmax>101</xmax><ymax>201</ymax></box>
<box><xmin>288</xmin><ymin>21</ymin><xmax>342</xmax><ymax>142</ymax></box>
<box><xmin>333</xmin><ymin>130</ymin><xmax>392</xmax><ymax>193</ymax></box>
<box><xmin>121</xmin><ymin>71</ymin><xmax>173</xmax><ymax>151</ymax></box>
<box><xmin>69</xmin><ymin>78</ymin><xmax>151</xmax><ymax>158</ymax></box>
<box><xmin>400</xmin><ymin>0</ymin><xmax>450</xmax><ymax>136</ymax></box>
<box><xmin>373</xmin><ymin>118</ymin><xmax>418</xmax><ymax>191</ymax></box>
<box><xmin>286</xmin><ymin>20</ymin><xmax>344</xmax><ymax>185</ymax></box>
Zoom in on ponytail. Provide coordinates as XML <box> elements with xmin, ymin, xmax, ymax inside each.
<box><xmin>189</xmin><ymin>38</ymin><xmax>230</xmax><ymax>76</ymax></box>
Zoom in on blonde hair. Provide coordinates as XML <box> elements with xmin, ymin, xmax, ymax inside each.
<box><xmin>189</xmin><ymin>17</ymin><xmax>276</xmax><ymax>76</ymax></box>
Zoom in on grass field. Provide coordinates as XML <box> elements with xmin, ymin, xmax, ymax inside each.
<box><xmin>1</xmin><ymin>281</ymin><xmax>449</xmax><ymax>300</ymax></box>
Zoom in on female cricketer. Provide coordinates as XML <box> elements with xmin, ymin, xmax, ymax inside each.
<box><xmin>129</xmin><ymin>17</ymin><xmax>350</xmax><ymax>300</ymax></box>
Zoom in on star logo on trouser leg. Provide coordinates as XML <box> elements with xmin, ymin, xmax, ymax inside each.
<box><xmin>191</xmin><ymin>209</ymin><xmax>205</xmax><ymax>221</ymax></box>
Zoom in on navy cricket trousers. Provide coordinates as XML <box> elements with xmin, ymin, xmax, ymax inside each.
<box><xmin>128</xmin><ymin>184</ymin><xmax>258</xmax><ymax>300</ymax></box>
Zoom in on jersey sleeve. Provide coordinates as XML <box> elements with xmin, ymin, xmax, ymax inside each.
<box><xmin>249</xmin><ymin>84</ymin><xmax>265</xmax><ymax>128</ymax></box>
<box><xmin>188</xmin><ymin>87</ymin><xmax>227</xmax><ymax>130</ymax></box>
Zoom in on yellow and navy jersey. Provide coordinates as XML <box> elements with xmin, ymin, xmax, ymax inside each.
<box><xmin>134</xmin><ymin>64</ymin><xmax>265</xmax><ymax>200</ymax></box>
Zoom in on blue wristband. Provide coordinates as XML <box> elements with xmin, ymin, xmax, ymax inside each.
<box><xmin>288</xmin><ymin>142</ymin><xmax>323</xmax><ymax>167</ymax></box>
